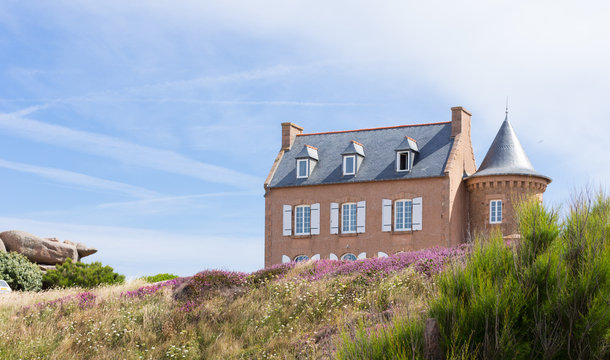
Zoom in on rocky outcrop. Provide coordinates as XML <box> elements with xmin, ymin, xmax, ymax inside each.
<box><xmin>63</xmin><ymin>240</ymin><xmax>97</xmax><ymax>258</ymax></box>
<box><xmin>0</xmin><ymin>230</ymin><xmax>80</xmax><ymax>265</ymax></box>
<box><xmin>0</xmin><ymin>238</ymin><xmax>5</xmax><ymax>252</ymax></box>
<box><xmin>38</xmin><ymin>264</ymin><xmax>57</xmax><ymax>272</ymax></box>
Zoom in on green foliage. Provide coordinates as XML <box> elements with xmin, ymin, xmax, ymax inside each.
<box><xmin>429</xmin><ymin>195</ymin><xmax>610</xmax><ymax>359</ymax></box>
<box><xmin>0</xmin><ymin>251</ymin><xmax>42</xmax><ymax>291</ymax></box>
<box><xmin>142</xmin><ymin>273</ymin><xmax>178</xmax><ymax>283</ymax></box>
<box><xmin>42</xmin><ymin>258</ymin><xmax>125</xmax><ymax>289</ymax></box>
<box><xmin>340</xmin><ymin>192</ymin><xmax>610</xmax><ymax>359</ymax></box>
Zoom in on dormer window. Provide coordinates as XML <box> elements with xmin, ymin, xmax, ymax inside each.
<box><xmin>295</xmin><ymin>144</ymin><xmax>318</xmax><ymax>179</ymax></box>
<box><xmin>395</xmin><ymin>136</ymin><xmax>419</xmax><ymax>173</ymax></box>
<box><xmin>343</xmin><ymin>155</ymin><xmax>356</xmax><ymax>175</ymax></box>
<box><xmin>397</xmin><ymin>151</ymin><xmax>411</xmax><ymax>172</ymax></box>
<box><xmin>341</xmin><ymin>140</ymin><xmax>365</xmax><ymax>176</ymax></box>
<box><xmin>297</xmin><ymin>159</ymin><xmax>309</xmax><ymax>178</ymax></box>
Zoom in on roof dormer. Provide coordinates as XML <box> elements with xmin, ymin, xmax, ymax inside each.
<box><xmin>395</xmin><ymin>136</ymin><xmax>418</xmax><ymax>172</ymax></box>
<box><xmin>295</xmin><ymin>144</ymin><xmax>318</xmax><ymax>179</ymax></box>
<box><xmin>341</xmin><ymin>140</ymin><xmax>365</xmax><ymax>176</ymax></box>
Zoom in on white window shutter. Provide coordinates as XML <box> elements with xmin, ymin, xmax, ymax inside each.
<box><xmin>283</xmin><ymin>205</ymin><xmax>292</xmax><ymax>236</ymax></box>
<box><xmin>329</xmin><ymin>253</ymin><xmax>338</xmax><ymax>260</ymax></box>
<box><xmin>330</xmin><ymin>202</ymin><xmax>339</xmax><ymax>234</ymax></box>
<box><xmin>282</xmin><ymin>255</ymin><xmax>291</xmax><ymax>263</ymax></box>
<box><xmin>382</xmin><ymin>199</ymin><xmax>392</xmax><ymax>232</ymax></box>
<box><xmin>358</xmin><ymin>252</ymin><xmax>366</xmax><ymax>259</ymax></box>
<box><xmin>310</xmin><ymin>203</ymin><xmax>320</xmax><ymax>235</ymax></box>
<box><xmin>412</xmin><ymin>197</ymin><xmax>423</xmax><ymax>231</ymax></box>
<box><xmin>357</xmin><ymin>201</ymin><xmax>366</xmax><ymax>233</ymax></box>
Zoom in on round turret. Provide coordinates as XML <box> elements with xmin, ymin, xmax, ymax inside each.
<box><xmin>466</xmin><ymin>114</ymin><xmax>551</xmax><ymax>236</ymax></box>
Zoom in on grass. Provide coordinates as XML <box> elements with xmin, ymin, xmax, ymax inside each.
<box><xmin>0</xmin><ymin>246</ymin><xmax>462</xmax><ymax>359</ymax></box>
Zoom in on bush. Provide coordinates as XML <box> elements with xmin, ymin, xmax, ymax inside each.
<box><xmin>42</xmin><ymin>258</ymin><xmax>125</xmax><ymax>289</ymax></box>
<box><xmin>0</xmin><ymin>251</ymin><xmax>43</xmax><ymax>291</ymax></box>
<box><xmin>142</xmin><ymin>273</ymin><xmax>178</xmax><ymax>283</ymax></box>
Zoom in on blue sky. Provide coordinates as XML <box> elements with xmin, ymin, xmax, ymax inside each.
<box><xmin>1</xmin><ymin>1</ymin><xmax>608</xmax><ymax>277</ymax></box>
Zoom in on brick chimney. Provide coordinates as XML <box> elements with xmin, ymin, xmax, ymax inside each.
<box><xmin>451</xmin><ymin>106</ymin><xmax>472</xmax><ymax>138</ymax></box>
<box><xmin>281</xmin><ymin>122</ymin><xmax>303</xmax><ymax>150</ymax></box>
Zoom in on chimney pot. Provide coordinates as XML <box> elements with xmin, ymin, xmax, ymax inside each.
<box><xmin>451</xmin><ymin>106</ymin><xmax>472</xmax><ymax>138</ymax></box>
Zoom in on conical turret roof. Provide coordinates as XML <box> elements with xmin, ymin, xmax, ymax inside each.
<box><xmin>471</xmin><ymin>114</ymin><xmax>550</xmax><ymax>181</ymax></box>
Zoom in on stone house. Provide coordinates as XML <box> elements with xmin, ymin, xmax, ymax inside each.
<box><xmin>263</xmin><ymin>106</ymin><xmax>551</xmax><ymax>267</ymax></box>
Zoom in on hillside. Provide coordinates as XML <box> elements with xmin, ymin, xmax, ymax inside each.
<box><xmin>2</xmin><ymin>194</ymin><xmax>609</xmax><ymax>359</ymax></box>
<box><xmin>0</xmin><ymin>247</ymin><xmax>465</xmax><ymax>359</ymax></box>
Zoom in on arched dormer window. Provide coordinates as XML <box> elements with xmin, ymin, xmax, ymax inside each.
<box><xmin>341</xmin><ymin>140</ymin><xmax>365</xmax><ymax>176</ymax></box>
<box><xmin>395</xmin><ymin>136</ymin><xmax>418</xmax><ymax>172</ymax></box>
<box><xmin>295</xmin><ymin>144</ymin><xmax>318</xmax><ymax>179</ymax></box>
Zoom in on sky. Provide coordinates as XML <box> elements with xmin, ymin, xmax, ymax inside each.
<box><xmin>0</xmin><ymin>1</ymin><xmax>608</xmax><ymax>277</ymax></box>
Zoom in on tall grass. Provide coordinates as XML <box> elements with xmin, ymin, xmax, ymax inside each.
<box><xmin>339</xmin><ymin>192</ymin><xmax>610</xmax><ymax>359</ymax></box>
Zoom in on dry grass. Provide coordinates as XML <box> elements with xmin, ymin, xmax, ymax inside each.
<box><xmin>0</xmin><ymin>264</ymin><xmax>434</xmax><ymax>359</ymax></box>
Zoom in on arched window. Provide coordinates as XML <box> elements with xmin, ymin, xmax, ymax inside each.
<box><xmin>294</xmin><ymin>255</ymin><xmax>309</xmax><ymax>263</ymax></box>
<box><xmin>341</xmin><ymin>253</ymin><xmax>357</xmax><ymax>261</ymax></box>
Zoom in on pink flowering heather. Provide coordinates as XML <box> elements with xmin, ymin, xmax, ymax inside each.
<box><xmin>121</xmin><ymin>277</ymin><xmax>187</xmax><ymax>298</ymax></box>
<box><xmin>26</xmin><ymin>291</ymin><xmax>97</xmax><ymax>312</ymax></box>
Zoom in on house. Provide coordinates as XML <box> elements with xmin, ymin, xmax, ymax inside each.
<box><xmin>263</xmin><ymin>106</ymin><xmax>551</xmax><ymax>267</ymax></box>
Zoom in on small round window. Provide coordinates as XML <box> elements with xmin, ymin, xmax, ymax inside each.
<box><xmin>294</xmin><ymin>255</ymin><xmax>309</xmax><ymax>263</ymax></box>
<box><xmin>341</xmin><ymin>253</ymin><xmax>357</xmax><ymax>261</ymax></box>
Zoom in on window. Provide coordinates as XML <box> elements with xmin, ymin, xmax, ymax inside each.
<box><xmin>341</xmin><ymin>253</ymin><xmax>357</xmax><ymax>261</ymax></box>
<box><xmin>394</xmin><ymin>199</ymin><xmax>413</xmax><ymax>231</ymax></box>
<box><xmin>490</xmin><ymin>200</ymin><xmax>502</xmax><ymax>224</ymax></box>
<box><xmin>396</xmin><ymin>151</ymin><xmax>410</xmax><ymax>172</ymax></box>
<box><xmin>294</xmin><ymin>255</ymin><xmax>309</xmax><ymax>262</ymax></box>
<box><xmin>343</xmin><ymin>155</ymin><xmax>356</xmax><ymax>175</ymax></box>
<box><xmin>295</xmin><ymin>205</ymin><xmax>311</xmax><ymax>235</ymax></box>
<box><xmin>297</xmin><ymin>159</ymin><xmax>309</xmax><ymax>178</ymax></box>
<box><xmin>342</xmin><ymin>203</ymin><xmax>357</xmax><ymax>233</ymax></box>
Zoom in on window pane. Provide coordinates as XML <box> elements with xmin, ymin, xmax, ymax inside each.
<box><xmin>345</xmin><ymin>156</ymin><xmax>355</xmax><ymax>174</ymax></box>
<box><xmin>396</xmin><ymin>201</ymin><xmax>404</xmax><ymax>229</ymax></box>
<box><xmin>342</xmin><ymin>204</ymin><xmax>349</xmax><ymax>232</ymax></box>
<box><xmin>350</xmin><ymin>204</ymin><xmax>357</xmax><ymax>231</ymax></box>
<box><xmin>304</xmin><ymin>206</ymin><xmax>310</xmax><ymax>233</ymax></box>
<box><xmin>498</xmin><ymin>201</ymin><xmax>502</xmax><ymax>222</ymax></box>
<box><xmin>296</xmin><ymin>206</ymin><xmax>303</xmax><ymax>233</ymax></box>
<box><xmin>491</xmin><ymin>201</ymin><xmax>496</xmax><ymax>222</ymax></box>
<box><xmin>298</xmin><ymin>160</ymin><xmax>307</xmax><ymax>177</ymax></box>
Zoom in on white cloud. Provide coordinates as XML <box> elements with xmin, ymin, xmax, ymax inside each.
<box><xmin>0</xmin><ymin>111</ymin><xmax>262</xmax><ymax>189</ymax></box>
<box><xmin>0</xmin><ymin>158</ymin><xmax>157</xmax><ymax>198</ymax></box>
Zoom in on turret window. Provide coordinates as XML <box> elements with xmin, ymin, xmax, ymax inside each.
<box><xmin>490</xmin><ymin>200</ymin><xmax>502</xmax><ymax>224</ymax></box>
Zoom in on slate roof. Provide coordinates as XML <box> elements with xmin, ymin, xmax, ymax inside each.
<box><xmin>395</xmin><ymin>136</ymin><xmax>419</xmax><ymax>152</ymax></box>
<box><xmin>341</xmin><ymin>141</ymin><xmax>365</xmax><ymax>157</ymax></box>
<box><xmin>267</xmin><ymin>122</ymin><xmax>454</xmax><ymax>188</ymax></box>
<box><xmin>469</xmin><ymin>115</ymin><xmax>550</xmax><ymax>181</ymax></box>
<box><xmin>295</xmin><ymin>144</ymin><xmax>319</xmax><ymax>160</ymax></box>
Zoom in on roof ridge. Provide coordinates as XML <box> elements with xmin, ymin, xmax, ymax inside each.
<box><xmin>297</xmin><ymin>121</ymin><xmax>451</xmax><ymax>136</ymax></box>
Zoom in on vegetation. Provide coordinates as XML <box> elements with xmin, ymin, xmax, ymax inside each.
<box><xmin>142</xmin><ymin>273</ymin><xmax>179</xmax><ymax>283</ymax></box>
<box><xmin>0</xmin><ymin>251</ymin><xmax>43</xmax><ymax>291</ymax></box>
<box><xmin>0</xmin><ymin>246</ymin><xmax>462</xmax><ymax>359</ymax></box>
<box><xmin>42</xmin><ymin>258</ymin><xmax>125</xmax><ymax>289</ymax></box>
<box><xmin>2</xmin><ymin>192</ymin><xmax>609</xmax><ymax>359</ymax></box>
<box><xmin>338</xmin><ymin>193</ymin><xmax>610</xmax><ymax>359</ymax></box>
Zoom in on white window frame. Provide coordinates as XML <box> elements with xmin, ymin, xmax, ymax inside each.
<box><xmin>490</xmin><ymin>200</ymin><xmax>503</xmax><ymax>224</ymax></box>
<box><xmin>294</xmin><ymin>205</ymin><xmax>311</xmax><ymax>235</ymax></box>
<box><xmin>343</xmin><ymin>155</ymin><xmax>356</xmax><ymax>175</ymax></box>
<box><xmin>341</xmin><ymin>202</ymin><xmax>357</xmax><ymax>233</ymax></box>
<box><xmin>394</xmin><ymin>199</ymin><xmax>413</xmax><ymax>231</ymax></box>
<box><xmin>396</xmin><ymin>151</ymin><xmax>410</xmax><ymax>172</ymax></box>
<box><xmin>296</xmin><ymin>159</ymin><xmax>309</xmax><ymax>178</ymax></box>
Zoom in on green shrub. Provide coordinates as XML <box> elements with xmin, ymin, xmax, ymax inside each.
<box><xmin>143</xmin><ymin>273</ymin><xmax>178</xmax><ymax>283</ymax></box>
<box><xmin>42</xmin><ymin>258</ymin><xmax>125</xmax><ymax>289</ymax></box>
<box><xmin>0</xmin><ymin>251</ymin><xmax>43</xmax><ymax>291</ymax></box>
